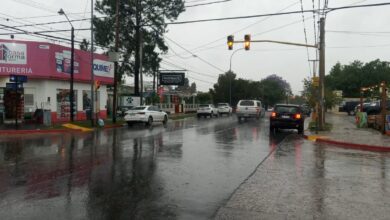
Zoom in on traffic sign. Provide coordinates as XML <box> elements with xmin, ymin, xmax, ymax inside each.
<box><xmin>312</xmin><ymin>76</ymin><xmax>319</xmax><ymax>87</ymax></box>
<box><xmin>6</xmin><ymin>82</ymin><xmax>23</xmax><ymax>90</ymax></box>
<box><xmin>10</xmin><ymin>75</ymin><xmax>28</xmax><ymax>83</ymax></box>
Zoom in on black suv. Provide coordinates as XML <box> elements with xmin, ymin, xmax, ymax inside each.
<box><xmin>270</xmin><ymin>104</ymin><xmax>304</xmax><ymax>134</ymax></box>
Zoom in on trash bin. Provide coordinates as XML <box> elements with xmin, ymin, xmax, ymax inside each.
<box><xmin>86</xmin><ymin>109</ymin><xmax>92</xmax><ymax>120</ymax></box>
<box><xmin>34</xmin><ymin>109</ymin><xmax>44</xmax><ymax>124</ymax></box>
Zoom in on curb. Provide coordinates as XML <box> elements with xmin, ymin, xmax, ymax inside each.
<box><xmin>304</xmin><ymin>135</ymin><xmax>390</xmax><ymax>152</ymax></box>
<box><xmin>0</xmin><ymin>129</ymin><xmax>81</xmax><ymax>135</ymax></box>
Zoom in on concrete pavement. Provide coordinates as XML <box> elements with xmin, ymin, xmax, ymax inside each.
<box><xmin>305</xmin><ymin>112</ymin><xmax>390</xmax><ymax>150</ymax></box>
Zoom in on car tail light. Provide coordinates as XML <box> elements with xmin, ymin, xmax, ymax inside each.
<box><xmin>295</xmin><ymin>114</ymin><xmax>301</xmax><ymax>119</ymax></box>
<box><xmin>271</xmin><ymin>112</ymin><xmax>276</xmax><ymax>117</ymax></box>
<box><xmin>256</xmin><ymin>107</ymin><xmax>260</xmax><ymax>112</ymax></box>
<box><xmin>137</xmin><ymin>112</ymin><xmax>145</xmax><ymax>115</ymax></box>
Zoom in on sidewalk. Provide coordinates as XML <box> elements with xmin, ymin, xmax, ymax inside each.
<box><xmin>305</xmin><ymin>112</ymin><xmax>390</xmax><ymax>150</ymax></box>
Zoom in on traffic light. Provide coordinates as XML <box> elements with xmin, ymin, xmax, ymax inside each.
<box><xmin>227</xmin><ymin>35</ymin><xmax>234</xmax><ymax>50</ymax></box>
<box><xmin>95</xmin><ymin>80</ymin><xmax>101</xmax><ymax>91</ymax></box>
<box><xmin>244</xmin><ymin>34</ymin><xmax>251</xmax><ymax>50</ymax></box>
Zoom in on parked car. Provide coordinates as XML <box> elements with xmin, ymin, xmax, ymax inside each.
<box><xmin>217</xmin><ymin>103</ymin><xmax>232</xmax><ymax>116</ymax></box>
<box><xmin>270</xmin><ymin>104</ymin><xmax>304</xmax><ymax>134</ymax></box>
<box><xmin>197</xmin><ymin>104</ymin><xmax>219</xmax><ymax>118</ymax></box>
<box><xmin>236</xmin><ymin>100</ymin><xmax>263</xmax><ymax>121</ymax></box>
<box><xmin>363</xmin><ymin>100</ymin><xmax>390</xmax><ymax>115</ymax></box>
<box><xmin>124</xmin><ymin>105</ymin><xmax>168</xmax><ymax>127</ymax></box>
<box><xmin>353</xmin><ymin>102</ymin><xmax>370</xmax><ymax>115</ymax></box>
<box><xmin>339</xmin><ymin>101</ymin><xmax>360</xmax><ymax>115</ymax></box>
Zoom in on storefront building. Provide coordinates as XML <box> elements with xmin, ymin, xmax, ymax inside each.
<box><xmin>0</xmin><ymin>39</ymin><xmax>114</xmax><ymax>123</ymax></box>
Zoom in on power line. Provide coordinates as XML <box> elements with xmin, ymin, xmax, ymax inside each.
<box><xmin>186</xmin><ymin>0</ymin><xmax>231</xmax><ymax>8</ymax></box>
<box><xmin>164</xmin><ymin>36</ymin><xmax>226</xmax><ymax>73</ymax></box>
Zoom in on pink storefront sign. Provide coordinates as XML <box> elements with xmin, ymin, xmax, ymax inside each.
<box><xmin>0</xmin><ymin>39</ymin><xmax>114</xmax><ymax>84</ymax></box>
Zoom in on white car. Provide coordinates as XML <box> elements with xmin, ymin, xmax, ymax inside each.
<box><xmin>217</xmin><ymin>103</ymin><xmax>232</xmax><ymax>116</ymax></box>
<box><xmin>197</xmin><ymin>104</ymin><xmax>219</xmax><ymax>118</ymax></box>
<box><xmin>124</xmin><ymin>105</ymin><xmax>168</xmax><ymax>127</ymax></box>
<box><xmin>236</xmin><ymin>100</ymin><xmax>263</xmax><ymax>121</ymax></box>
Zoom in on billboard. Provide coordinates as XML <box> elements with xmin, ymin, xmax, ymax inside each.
<box><xmin>159</xmin><ymin>72</ymin><xmax>185</xmax><ymax>86</ymax></box>
<box><xmin>0</xmin><ymin>42</ymin><xmax>27</xmax><ymax>65</ymax></box>
<box><xmin>0</xmin><ymin>39</ymin><xmax>114</xmax><ymax>85</ymax></box>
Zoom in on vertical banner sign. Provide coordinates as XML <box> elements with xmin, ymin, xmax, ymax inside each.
<box><xmin>159</xmin><ymin>72</ymin><xmax>185</xmax><ymax>86</ymax></box>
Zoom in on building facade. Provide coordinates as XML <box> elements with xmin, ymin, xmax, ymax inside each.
<box><xmin>0</xmin><ymin>39</ymin><xmax>113</xmax><ymax>123</ymax></box>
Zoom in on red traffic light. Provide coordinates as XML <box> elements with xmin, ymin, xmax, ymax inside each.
<box><xmin>227</xmin><ymin>35</ymin><xmax>234</xmax><ymax>50</ymax></box>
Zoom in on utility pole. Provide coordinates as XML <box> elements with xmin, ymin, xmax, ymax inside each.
<box><xmin>70</xmin><ymin>26</ymin><xmax>75</xmax><ymax>122</ymax></box>
<box><xmin>318</xmin><ymin>17</ymin><xmax>326</xmax><ymax>130</ymax></box>
<box><xmin>134</xmin><ymin>0</ymin><xmax>141</xmax><ymax>97</ymax></box>
<box><xmin>112</xmin><ymin>0</ymin><xmax>120</xmax><ymax>123</ymax></box>
<box><xmin>381</xmin><ymin>81</ymin><xmax>387</xmax><ymax>134</ymax></box>
<box><xmin>90</xmin><ymin>0</ymin><xmax>95</xmax><ymax>126</ymax></box>
<box><xmin>139</xmin><ymin>31</ymin><xmax>144</xmax><ymax>105</ymax></box>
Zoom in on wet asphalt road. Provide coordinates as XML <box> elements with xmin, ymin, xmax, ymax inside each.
<box><xmin>1</xmin><ymin>115</ymin><xmax>389</xmax><ymax>219</ymax></box>
<box><xmin>0</xmin><ymin>115</ymin><xmax>288</xmax><ymax>220</ymax></box>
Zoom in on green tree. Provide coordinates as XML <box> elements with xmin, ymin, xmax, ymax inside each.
<box><xmin>93</xmin><ymin>0</ymin><xmax>185</xmax><ymax>86</ymax></box>
<box><xmin>196</xmin><ymin>91</ymin><xmax>213</xmax><ymax>104</ymax></box>
<box><xmin>326</xmin><ymin>59</ymin><xmax>390</xmax><ymax>97</ymax></box>
<box><xmin>259</xmin><ymin>74</ymin><xmax>292</xmax><ymax>107</ymax></box>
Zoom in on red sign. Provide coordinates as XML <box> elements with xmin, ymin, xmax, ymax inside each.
<box><xmin>0</xmin><ymin>39</ymin><xmax>114</xmax><ymax>85</ymax></box>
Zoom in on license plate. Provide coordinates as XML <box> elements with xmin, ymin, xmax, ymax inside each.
<box><xmin>281</xmin><ymin>115</ymin><xmax>290</xmax><ymax>119</ymax></box>
<box><xmin>130</xmin><ymin>113</ymin><xmax>135</xmax><ymax>116</ymax></box>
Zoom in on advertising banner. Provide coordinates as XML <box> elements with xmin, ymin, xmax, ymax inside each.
<box><xmin>159</xmin><ymin>72</ymin><xmax>185</xmax><ymax>86</ymax></box>
<box><xmin>0</xmin><ymin>42</ymin><xmax>27</xmax><ymax>65</ymax></box>
<box><xmin>0</xmin><ymin>39</ymin><xmax>113</xmax><ymax>84</ymax></box>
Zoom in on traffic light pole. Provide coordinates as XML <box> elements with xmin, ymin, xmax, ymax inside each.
<box><xmin>229</xmin><ymin>48</ymin><xmax>244</xmax><ymax>106</ymax></box>
<box><xmin>233</xmin><ymin>39</ymin><xmax>317</xmax><ymax>48</ymax></box>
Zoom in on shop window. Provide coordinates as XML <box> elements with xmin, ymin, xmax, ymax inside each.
<box><xmin>24</xmin><ymin>94</ymin><xmax>34</xmax><ymax>106</ymax></box>
<box><xmin>56</xmin><ymin>89</ymin><xmax>77</xmax><ymax>120</ymax></box>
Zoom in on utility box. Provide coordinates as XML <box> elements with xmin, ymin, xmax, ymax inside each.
<box><xmin>43</xmin><ymin>110</ymin><xmax>51</xmax><ymax>126</ymax></box>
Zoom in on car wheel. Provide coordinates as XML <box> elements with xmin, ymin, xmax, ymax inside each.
<box><xmin>145</xmin><ymin>116</ymin><xmax>153</xmax><ymax>127</ymax></box>
<box><xmin>163</xmin><ymin>115</ymin><xmax>168</xmax><ymax>125</ymax></box>
<box><xmin>348</xmin><ymin>110</ymin><xmax>353</xmax><ymax>116</ymax></box>
<box><xmin>127</xmin><ymin>122</ymin><xmax>133</xmax><ymax>127</ymax></box>
<box><xmin>298</xmin><ymin>125</ymin><xmax>304</xmax><ymax>134</ymax></box>
<box><xmin>210</xmin><ymin>112</ymin><xmax>213</xmax><ymax>118</ymax></box>
<box><xmin>197</xmin><ymin>114</ymin><xmax>201</xmax><ymax>118</ymax></box>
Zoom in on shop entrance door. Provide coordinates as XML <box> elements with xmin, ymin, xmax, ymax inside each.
<box><xmin>3</xmin><ymin>88</ymin><xmax>24</xmax><ymax>123</ymax></box>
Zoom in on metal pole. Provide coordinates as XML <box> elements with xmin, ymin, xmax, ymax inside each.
<box><xmin>139</xmin><ymin>31</ymin><xmax>144</xmax><ymax>105</ymax></box>
<box><xmin>70</xmin><ymin>26</ymin><xmax>74</xmax><ymax>122</ymax></box>
<box><xmin>112</xmin><ymin>0</ymin><xmax>120</xmax><ymax>123</ymax></box>
<box><xmin>90</xmin><ymin>0</ymin><xmax>95</xmax><ymax>126</ymax></box>
<box><xmin>318</xmin><ymin>17</ymin><xmax>326</xmax><ymax>130</ymax></box>
<box><xmin>229</xmin><ymin>48</ymin><xmax>243</xmax><ymax>106</ymax></box>
<box><xmin>381</xmin><ymin>82</ymin><xmax>387</xmax><ymax>134</ymax></box>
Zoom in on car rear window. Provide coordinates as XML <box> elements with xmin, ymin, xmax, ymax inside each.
<box><xmin>239</xmin><ymin>100</ymin><xmax>254</xmax><ymax>106</ymax></box>
<box><xmin>275</xmin><ymin>106</ymin><xmax>299</xmax><ymax>114</ymax></box>
<box><xmin>199</xmin><ymin>104</ymin><xmax>209</xmax><ymax>108</ymax></box>
<box><xmin>133</xmin><ymin>106</ymin><xmax>147</xmax><ymax>110</ymax></box>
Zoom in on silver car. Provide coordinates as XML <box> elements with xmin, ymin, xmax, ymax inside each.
<box><xmin>236</xmin><ymin>100</ymin><xmax>263</xmax><ymax>121</ymax></box>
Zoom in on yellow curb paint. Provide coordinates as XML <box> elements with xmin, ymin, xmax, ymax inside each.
<box><xmin>306</xmin><ymin>135</ymin><xmax>328</xmax><ymax>141</ymax></box>
<box><xmin>63</xmin><ymin>123</ymin><xmax>93</xmax><ymax>132</ymax></box>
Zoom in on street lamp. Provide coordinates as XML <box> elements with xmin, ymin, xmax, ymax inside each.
<box><xmin>228</xmin><ymin>48</ymin><xmax>244</xmax><ymax>106</ymax></box>
<box><xmin>58</xmin><ymin>8</ymin><xmax>75</xmax><ymax>122</ymax></box>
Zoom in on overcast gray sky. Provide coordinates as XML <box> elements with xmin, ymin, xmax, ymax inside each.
<box><xmin>2</xmin><ymin>0</ymin><xmax>390</xmax><ymax>94</ymax></box>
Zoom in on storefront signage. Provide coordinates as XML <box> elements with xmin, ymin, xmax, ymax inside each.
<box><xmin>0</xmin><ymin>39</ymin><xmax>114</xmax><ymax>84</ymax></box>
<box><xmin>10</xmin><ymin>74</ymin><xmax>28</xmax><ymax>83</ymax></box>
<box><xmin>160</xmin><ymin>72</ymin><xmax>185</xmax><ymax>86</ymax></box>
<box><xmin>6</xmin><ymin>82</ymin><xmax>23</xmax><ymax>90</ymax></box>
<box><xmin>0</xmin><ymin>42</ymin><xmax>27</xmax><ymax>65</ymax></box>
<box><xmin>93</xmin><ymin>59</ymin><xmax>114</xmax><ymax>78</ymax></box>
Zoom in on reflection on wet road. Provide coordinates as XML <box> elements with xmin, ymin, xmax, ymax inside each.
<box><xmin>0</xmin><ymin>116</ymin><xmax>288</xmax><ymax>219</ymax></box>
